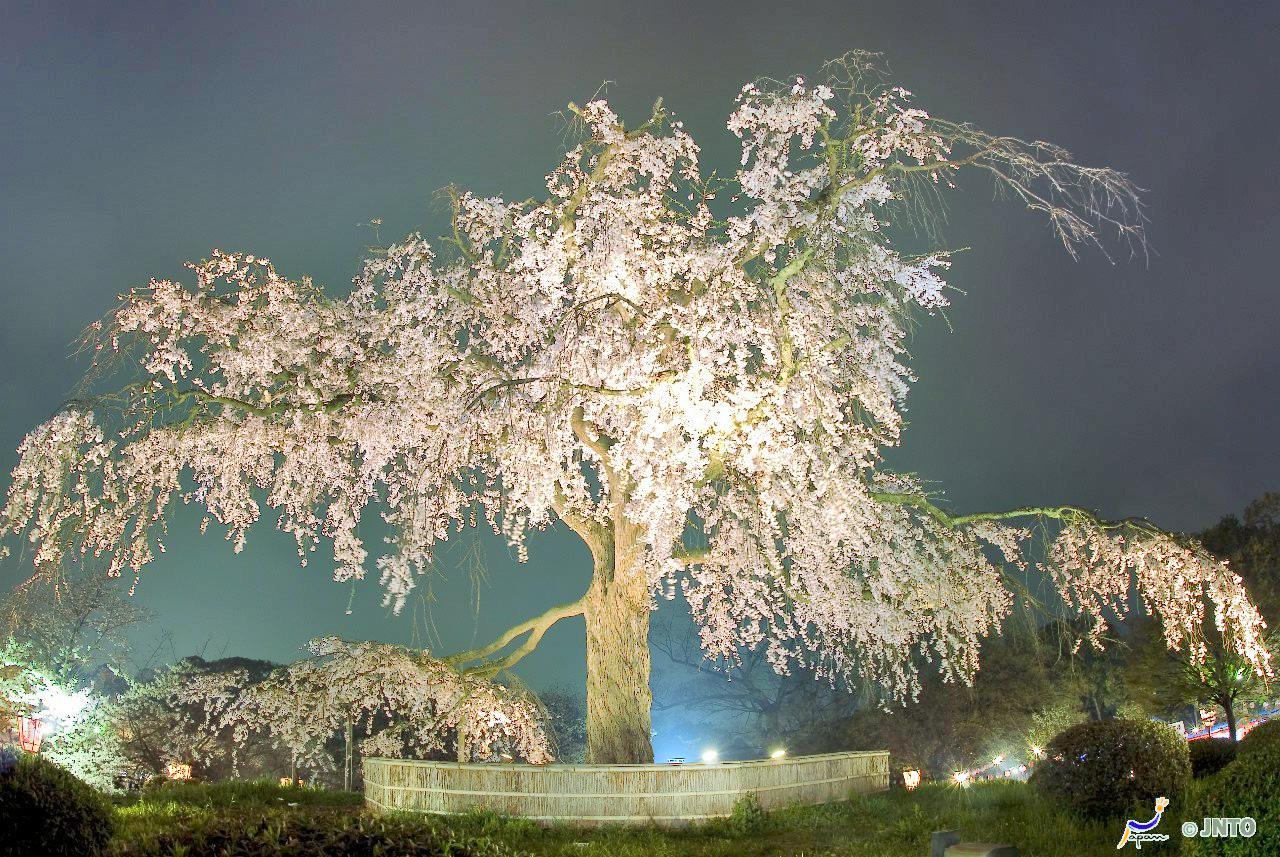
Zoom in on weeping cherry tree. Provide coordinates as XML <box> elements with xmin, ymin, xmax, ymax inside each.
<box><xmin>0</xmin><ymin>54</ymin><xmax>1270</xmax><ymax>763</ymax></box>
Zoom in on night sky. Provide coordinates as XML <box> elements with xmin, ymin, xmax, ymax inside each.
<box><xmin>2</xmin><ymin>0</ymin><xmax>1278</xmax><ymax>724</ymax></box>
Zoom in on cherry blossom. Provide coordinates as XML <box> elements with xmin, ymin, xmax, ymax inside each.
<box><xmin>0</xmin><ymin>54</ymin><xmax>1264</xmax><ymax>761</ymax></box>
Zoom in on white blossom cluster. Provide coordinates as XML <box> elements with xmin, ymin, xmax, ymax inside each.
<box><xmin>0</xmin><ymin>60</ymin><xmax>1267</xmax><ymax>701</ymax></box>
<box><xmin>177</xmin><ymin>637</ymin><xmax>550</xmax><ymax>770</ymax></box>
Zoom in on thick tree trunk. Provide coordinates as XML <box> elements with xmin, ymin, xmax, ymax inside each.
<box><xmin>583</xmin><ymin>520</ymin><xmax>654</xmax><ymax>764</ymax></box>
<box><xmin>1223</xmin><ymin>699</ymin><xmax>1238</xmax><ymax>742</ymax></box>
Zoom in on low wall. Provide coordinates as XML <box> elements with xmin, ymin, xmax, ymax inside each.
<box><xmin>364</xmin><ymin>750</ymin><xmax>888</xmax><ymax>825</ymax></box>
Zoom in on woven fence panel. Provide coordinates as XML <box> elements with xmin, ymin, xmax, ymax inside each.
<box><xmin>364</xmin><ymin>750</ymin><xmax>888</xmax><ymax>826</ymax></box>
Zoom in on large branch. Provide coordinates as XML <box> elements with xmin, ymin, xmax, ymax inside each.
<box><xmin>445</xmin><ymin>594</ymin><xmax>587</xmax><ymax>677</ymax></box>
<box><xmin>869</xmin><ymin>490</ymin><xmax>1166</xmax><ymax>538</ymax></box>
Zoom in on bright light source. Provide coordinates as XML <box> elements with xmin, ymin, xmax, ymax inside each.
<box><xmin>770</xmin><ymin>749</ymin><xmax>786</xmax><ymax>759</ymax></box>
<box><xmin>991</xmin><ymin>754</ymin><xmax>1004</xmax><ymax>767</ymax></box>
<box><xmin>701</xmin><ymin>749</ymin><xmax>719</xmax><ymax>764</ymax></box>
<box><xmin>35</xmin><ymin>683</ymin><xmax>92</xmax><ymax>733</ymax></box>
<box><xmin>952</xmin><ymin>771</ymin><xmax>970</xmax><ymax>787</ymax></box>
<box><xmin>902</xmin><ymin>769</ymin><xmax>921</xmax><ymax>790</ymax></box>
<box><xmin>1030</xmin><ymin>745</ymin><xmax>1045</xmax><ymax>759</ymax></box>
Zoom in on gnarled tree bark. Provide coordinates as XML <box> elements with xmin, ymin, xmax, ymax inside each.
<box><xmin>582</xmin><ymin>517</ymin><xmax>653</xmax><ymax>764</ymax></box>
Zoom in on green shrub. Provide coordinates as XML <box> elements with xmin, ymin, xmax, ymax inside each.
<box><xmin>1237</xmin><ymin>719</ymin><xmax>1280</xmax><ymax>756</ymax></box>
<box><xmin>120</xmin><ymin>812</ymin><xmax>520</xmax><ymax>856</ymax></box>
<box><xmin>0</xmin><ymin>747</ymin><xmax>113</xmax><ymax>857</ymax></box>
<box><xmin>1189</xmin><ymin>738</ymin><xmax>1237</xmax><ymax>779</ymax></box>
<box><xmin>1029</xmin><ymin>719</ymin><xmax>1190</xmax><ymax>820</ymax></box>
<box><xmin>725</xmin><ymin>792</ymin><xmax>770</xmax><ymax>836</ymax></box>
<box><xmin>1184</xmin><ymin>739</ymin><xmax>1280</xmax><ymax>856</ymax></box>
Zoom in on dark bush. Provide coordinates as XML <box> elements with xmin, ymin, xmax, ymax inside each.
<box><xmin>1237</xmin><ymin>719</ymin><xmax>1280</xmax><ymax>756</ymax></box>
<box><xmin>123</xmin><ymin>813</ymin><xmax>520</xmax><ymax>857</ymax></box>
<box><xmin>1029</xmin><ymin>718</ymin><xmax>1190</xmax><ymax>820</ymax></box>
<box><xmin>1189</xmin><ymin>738</ymin><xmax>1237</xmax><ymax>778</ymax></box>
<box><xmin>0</xmin><ymin>747</ymin><xmax>113</xmax><ymax>857</ymax></box>
<box><xmin>1185</xmin><ymin>739</ymin><xmax>1280</xmax><ymax>856</ymax></box>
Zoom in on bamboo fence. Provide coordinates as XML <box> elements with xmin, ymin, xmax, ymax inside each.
<box><xmin>364</xmin><ymin>750</ymin><xmax>889</xmax><ymax>826</ymax></box>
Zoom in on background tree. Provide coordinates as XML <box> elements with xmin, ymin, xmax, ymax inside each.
<box><xmin>186</xmin><ymin>637</ymin><xmax>551</xmax><ymax>788</ymax></box>
<box><xmin>0</xmin><ymin>53</ymin><xmax>1268</xmax><ymax>763</ymax></box>
<box><xmin>0</xmin><ymin>567</ymin><xmax>148</xmax><ymax>684</ymax></box>
<box><xmin>1124</xmin><ymin>494</ymin><xmax>1280</xmax><ymax>740</ymax></box>
<box><xmin>538</xmin><ymin>687</ymin><xmax>588</xmax><ymax>763</ymax></box>
<box><xmin>652</xmin><ymin>616</ymin><xmax>859</xmax><ymax>756</ymax></box>
<box><xmin>794</xmin><ymin>621</ymin><xmax>1076</xmax><ymax>777</ymax></box>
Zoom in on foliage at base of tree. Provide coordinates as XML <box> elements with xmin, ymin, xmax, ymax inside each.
<box><xmin>118</xmin><ymin>813</ymin><xmax>520</xmax><ymax>857</ymax></box>
<box><xmin>1236</xmin><ymin>718</ymin><xmax>1280</xmax><ymax>757</ymax></box>
<box><xmin>1186</xmin><ymin>739</ymin><xmax>1280</xmax><ymax>856</ymax></box>
<box><xmin>0</xmin><ymin>747</ymin><xmax>113</xmax><ymax>857</ymax></box>
<box><xmin>107</xmin><ymin>779</ymin><xmax>1138</xmax><ymax>857</ymax></box>
<box><xmin>1030</xmin><ymin>719</ymin><xmax>1190</xmax><ymax>820</ymax></box>
<box><xmin>1188</xmin><ymin>738</ymin><xmax>1237</xmax><ymax>779</ymax></box>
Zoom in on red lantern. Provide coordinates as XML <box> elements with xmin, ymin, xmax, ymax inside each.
<box><xmin>18</xmin><ymin>716</ymin><xmax>42</xmax><ymax>753</ymax></box>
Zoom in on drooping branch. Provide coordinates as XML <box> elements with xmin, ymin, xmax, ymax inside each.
<box><xmin>869</xmin><ymin>491</ymin><xmax>1156</xmax><ymax>535</ymax></box>
<box><xmin>445</xmin><ymin>594</ymin><xmax>588</xmax><ymax>677</ymax></box>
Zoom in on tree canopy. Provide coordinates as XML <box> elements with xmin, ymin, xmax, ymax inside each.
<box><xmin>0</xmin><ymin>53</ymin><xmax>1269</xmax><ymax>762</ymax></box>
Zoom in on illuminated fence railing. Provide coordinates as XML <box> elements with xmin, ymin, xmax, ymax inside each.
<box><xmin>364</xmin><ymin>750</ymin><xmax>889</xmax><ymax>825</ymax></box>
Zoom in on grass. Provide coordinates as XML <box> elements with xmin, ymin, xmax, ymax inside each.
<box><xmin>105</xmin><ymin>779</ymin><xmax>1183</xmax><ymax>856</ymax></box>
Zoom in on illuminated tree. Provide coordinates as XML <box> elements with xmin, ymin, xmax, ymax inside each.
<box><xmin>1</xmin><ymin>566</ymin><xmax>148</xmax><ymax>683</ymax></box>
<box><xmin>181</xmin><ymin>637</ymin><xmax>551</xmax><ymax>784</ymax></box>
<box><xmin>1126</xmin><ymin>495</ymin><xmax>1280</xmax><ymax>740</ymax></box>
<box><xmin>0</xmin><ymin>54</ymin><xmax>1269</xmax><ymax>763</ymax></box>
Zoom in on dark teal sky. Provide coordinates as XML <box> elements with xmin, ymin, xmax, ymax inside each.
<box><xmin>2</xmin><ymin>1</ymin><xmax>1278</xmax><ymax>714</ymax></box>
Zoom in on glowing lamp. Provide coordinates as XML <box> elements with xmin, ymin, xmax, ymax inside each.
<box><xmin>701</xmin><ymin>749</ymin><xmax>719</xmax><ymax>764</ymax></box>
<box><xmin>952</xmin><ymin>771</ymin><xmax>970</xmax><ymax>787</ymax></box>
<box><xmin>1030</xmin><ymin>745</ymin><xmax>1045</xmax><ymax>759</ymax></box>
<box><xmin>770</xmin><ymin>749</ymin><xmax>787</xmax><ymax>760</ymax></box>
<box><xmin>902</xmin><ymin>769</ymin><xmax>921</xmax><ymax>790</ymax></box>
<box><xmin>165</xmin><ymin>761</ymin><xmax>192</xmax><ymax>781</ymax></box>
<box><xmin>18</xmin><ymin>717</ymin><xmax>42</xmax><ymax>753</ymax></box>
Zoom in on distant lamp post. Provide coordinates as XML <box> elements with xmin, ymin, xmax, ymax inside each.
<box><xmin>952</xmin><ymin>771</ymin><xmax>970</xmax><ymax>787</ymax></box>
<box><xmin>165</xmin><ymin>761</ymin><xmax>193</xmax><ymax>781</ymax></box>
<box><xmin>17</xmin><ymin>717</ymin><xmax>42</xmax><ymax>753</ymax></box>
<box><xmin>902</xmin><ymin>769</ymin><xmax>921</xmax><ymax>791</ymax></box>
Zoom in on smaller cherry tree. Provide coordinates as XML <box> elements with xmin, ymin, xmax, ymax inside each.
<box><xmin>181</xmin><ymin>637</ymin><xmax>551</xmax><ymax>784</ymax></box>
